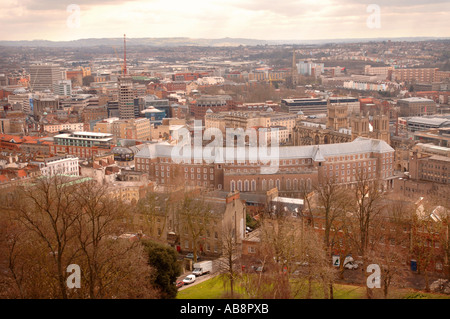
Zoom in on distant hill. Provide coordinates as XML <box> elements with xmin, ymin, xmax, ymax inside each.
<box><xmin>0</xmin><ymin>36</ymin><xmax>448</xmax><ymax>47</ymax></box>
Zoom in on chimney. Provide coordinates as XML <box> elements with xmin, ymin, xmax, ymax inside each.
<box><xmin>226</xmin><ymin>190</ymin><xmax>240</xmax><ymax>204</ymax></box>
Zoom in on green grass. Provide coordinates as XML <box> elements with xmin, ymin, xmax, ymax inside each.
<box><xmin>176</xmin><ymin>275</ymin><xmax>450</xmax><ymax>299</ymax></box>
<box><xmin>176</xmin><ymin>276</ymin><xmax>226</xmax><ymax>299</ymax></box>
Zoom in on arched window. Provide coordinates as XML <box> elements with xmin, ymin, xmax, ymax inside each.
<box><xmin>244</xmin><ymin>180</ymin><xmax>249</xmax><ymax>192</ymax></box>
<box><xmin>300</xmin><ymin>179</ymin><xmax>305</xmax><ymax>190</ymax></box>
<box><xmin>269</xmin><ymin>179</ymin><xmax>274</xmax><ymax>189</ymax></box>
<box><xmin>262</xmin><ymin>179</ymin><xmax>267</xmax><ymax>191</ymax></box>
<box><xmin>251</xmin><ymin>180</ymin><xmax>256</xmax><ymax>192</ymax></box>
<box><xmin>230</xmin><ymin>180</ymin><xmax>235</xmax><ymax>192</ymax></box>
<box><xmin>237</xmin><ymin>180</ymin><xmax>242</xmax><ymax>192</ymax></box>
<box><xmin>286</xmin><ymin>179</ymin><xmax>292</xmax><ymax>190</ymax></box>
<box><xmin>293</xmin><ymin>179</ymin><xmax>298</xmax><ymax>190</ymax></box>
<box><xmin>307</xmin><ymin>178</ymin><xmax>312</xmax><ymax>191</ymax></box>
<box><xmin>276</xmin><ymin>179</ymin><xmax>281</xmax><ymax>190</ymax></box>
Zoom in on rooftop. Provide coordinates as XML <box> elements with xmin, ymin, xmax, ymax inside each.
<box><xmin>399</xmin><ymin>97</ymin><xmax>435</xmax><ymax>103</ymax></box>
<box><xmin>135</xmin><ymin>137</ymin><xmax>394</xmax><ymax>162</ymax></box>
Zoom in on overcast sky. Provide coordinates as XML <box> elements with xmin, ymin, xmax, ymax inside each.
<box><xmin>1</xmin><ymin>0</ymin><xmax>449</xmax><ymax>41</ymax></box>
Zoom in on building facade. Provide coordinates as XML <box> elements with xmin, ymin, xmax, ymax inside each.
<box><xmin>51</xmin><ymin>131</ymin><xmax>114</xmax><ymax>159</ymax></box>
<box><xmin>33</xmin><ymin>155</ymin><xmax>79</xmax><ymax>177</ymax></box>
<box><xmin>29</xmin><ymin>64</ymin><xmax>62</xmax><ymax>93</ymax></box>
<box><xmin>398</xmin><ymin>97</ymin><xmax>437</xmax><ymax>117</ymax></box>
<box><xmin>118</xmin><ymin>76</ymin><xmax>135</xmax><ymax>119</ymax></box>
<box><xmin>134</xmin><ymin>137</ymin><xmax>395</xmax><ymax>197</ymax></box>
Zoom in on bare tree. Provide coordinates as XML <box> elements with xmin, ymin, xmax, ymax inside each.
<box><xmin>411</xmin><ymin>201</ymin><xmax>442</xmax><ymax>292</ymax></box>
<box><xmin>313</xmin><ymin>176</ymin><xmax>350</xmax><ymax>298</ymax></box>
<box><xmin>219</xmin><ymin>220</ymin><xmax>241</xmax><ymax>298</ymax></box>
<box><xmin>367</xmin><ymin>199</ymin><xmax>412</xmax><ymax>298</ymax></box>
<box><xmin>342</xmin><ymin>172</ymin><xmax>384</xmax><ymax>299</ymax></box>
<box><xmin>426</xmin><ymin>188</ymin><xmax>450</xmax><ymax>280</ymax></box>
<box><xmin>241</xmin><ymin>203</ymin><xmax>336</xmax><ymax>299</ymax></box>
<box><xmin>11</xmin><ymin>175</ymin><xmax>81</xmax><ymax>299</ymax></box>
<box><xmin>177</xmin><ymin>191</ymin><xmax>213</xmax><ymax>262</ymax></box>
<box><xmin>0</xmin><ymin>177</ymin><xmax>159</xmax><ymax>299</ymax></box>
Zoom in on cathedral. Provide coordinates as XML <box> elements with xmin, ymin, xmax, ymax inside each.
<box><xmin>293</xmin><ymin>100</ymin><xmax>390</xmax><ymax>146</ymax></box>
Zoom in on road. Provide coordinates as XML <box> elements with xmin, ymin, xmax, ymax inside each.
<box><xmin>177</xmin><ymin>257</ymin><xmax>222</xmax><ymax>291</ymax></box>
<box><xmin>177</xmin><ymin>272</ymin><xmax>217</xmax><ymax>291</ymax></box>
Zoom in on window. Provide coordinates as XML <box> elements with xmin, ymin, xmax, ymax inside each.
<box><xmin>262</xmin><ymin>179</ymin><xmax>267</xmax><ymax>191</ymax></box>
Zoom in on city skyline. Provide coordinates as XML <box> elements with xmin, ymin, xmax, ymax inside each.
<box><xmin>1</xmin><ymin>0</ymin><xmax>449</xmax><ymax>42</ymax></box>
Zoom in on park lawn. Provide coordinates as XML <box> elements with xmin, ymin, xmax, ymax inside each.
<box><xmin>176</xmin><ymin>275</ymin><xmax>450</xmax><ymax>299</ymax></box>
<box><xmin>176</xmin><ymin>275</ymin><xmax>231</xmax><ymax>299</ymax></box>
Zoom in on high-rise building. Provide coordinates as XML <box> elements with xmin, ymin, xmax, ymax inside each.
<box><xmin>56</xmin><ymin>80</ymin><xmax>72</xmax><ymax>96</ymax></box>
<box><xmin>296</xmin><ymin>61</ymin><xmax>324</xmax><ymax>77</ymax></box>
<box><xmin>29</xmin><ymin>64</ymin><xmax>62</xmax><ymax>93</ymax></box>
<box><xmin>118</xmin><ymin>76</ymin><xmax>134</xmax><ymax>119</ymax></box>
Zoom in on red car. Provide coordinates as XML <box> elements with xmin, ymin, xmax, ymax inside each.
<box><xmin>176</xmin><ymin>280</ymin><xmax>184</xmax><ymax>288</ymax></box>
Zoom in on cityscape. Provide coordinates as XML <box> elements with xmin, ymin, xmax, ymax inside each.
<box><xmin>0</xmin><ymin>0</ymin><xmax>449</xmax><ymax>307</ymax></box>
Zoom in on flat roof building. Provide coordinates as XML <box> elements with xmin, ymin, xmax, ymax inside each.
<box><xmin>398</xmin><ymin>97</ymin><xmax>437</xmax><ymax>117</ymax></box>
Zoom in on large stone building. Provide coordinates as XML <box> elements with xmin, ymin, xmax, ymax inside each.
<box><xmin>397</xmin><ymin>97</ymin><xmax>437</xmax><ymax>117</ymax></box>
<box><xmin>191</xmin><ymin>95</ymin><xmax>233</xmax><ymax>120</ymax></box>
<box><xmin>293</xmin><ymin>102</ymin><xmax>390</xmax><ymax>146</ymax></box>
<box><xmin>134</xmin><ymin>137</ymin><xmax>395</xmax><ymax>198</ymax></box>
<box><xmin>205</xmin><ymin>109</ymin><xmax>299</xmax><ymax>143</ymax></box>
<box><xmin>132</xmin><ymin>188</ymin><xmax>247</xmax><ymax>257</ymax></box>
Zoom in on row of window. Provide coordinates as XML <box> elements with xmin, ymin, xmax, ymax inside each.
<box><xmin>230</xmin><ymin>178</ymin><xmax>313</xmax><ymax>192</ymax></box>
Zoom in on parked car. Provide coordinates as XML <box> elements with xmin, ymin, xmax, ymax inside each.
<box><xmin>182</xmin><ymin>274</ymin><xmax>196</xmax><ymax>285</ymax></box>
<box><xmin>251</xmin><ymin>265</ymin><xmax>265</xmax><ymax>272</ymax></box>
<box><xmin>175</xmin><ymin>280</ymin><xmax>184</xmax><ymax>288</ymax></box>
<box><xmin>332</xmin><ymin>255</ymin><xmax>359</xmax><ymax>270</ymax></box>
<box><xmin>186</xmin><ymin>253</ymin><xmax>201</xmax><ymax>261</ymax></box>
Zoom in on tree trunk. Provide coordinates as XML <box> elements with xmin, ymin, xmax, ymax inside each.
<box><xmin>307</xmin><ymin>275</ymin><xmax>312</xmax><ymax>299</ymax></box>
<box><xmin>329</xmin><ymin>282</ymin><xmax>334</xmax><ymax>299</ymax></box>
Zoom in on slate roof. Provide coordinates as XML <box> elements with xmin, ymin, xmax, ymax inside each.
<box><xmin>135</xmin><ymin>137</ymin><xmax>394</xmax><ymax>161</ymax></box>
